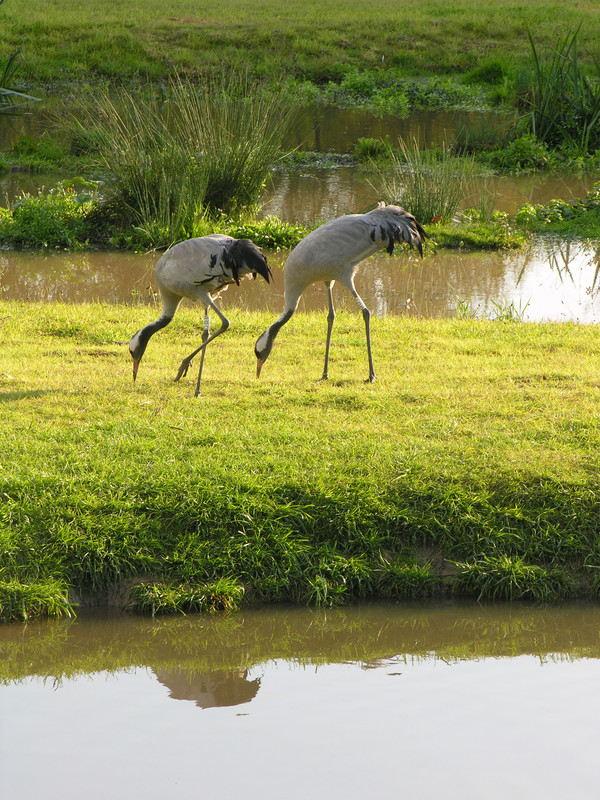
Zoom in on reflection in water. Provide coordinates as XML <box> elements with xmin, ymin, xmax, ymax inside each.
<box><xmin>2</xmin><ymin>602</ymin><xmax>600</xmax><ymax>687</ymax></box>
<box><xmin>154</xmin><ymin>667</ymin><xmax>260</xmax><ymax>708</ymax></box>
<box><xmin>2</xmin><ymin>238</ymin><xmax>600</xmax><ymax>322</ymax></box>
<box><xmin>2</xmin><ymin>604</ymin><xmax>600</xmax><ymax>800</ymax></box>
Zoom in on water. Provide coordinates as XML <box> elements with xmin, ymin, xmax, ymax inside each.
<box><xmin>2</xmin><ymin>236</ymin><xmax>600</xmax><ymax>323</ymax></box>
<box><xmin>1</xmin><ymin>603</ymin><xmax>599</xmax><ymax>799</ymax></box>
<box><xmin>1</xmin><ymin>104</ymin><xmax>599</xmax><ymax>321</ymax></box>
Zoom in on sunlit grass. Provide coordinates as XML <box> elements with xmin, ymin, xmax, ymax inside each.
<box><xmin>2</xmin><ymin>300</ymin><xmax>600</xmax><ymax>617</ymax></box>
<box><xmin>5</xmin><ymin>0</ymin><xmax>600</xmax><ymax>85</ymax></box>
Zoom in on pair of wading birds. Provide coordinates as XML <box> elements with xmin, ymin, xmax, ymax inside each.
<box><xmin>129</xmin><ymin>203</ymin><xmax>426</xmax><ymax>396</ymax></box>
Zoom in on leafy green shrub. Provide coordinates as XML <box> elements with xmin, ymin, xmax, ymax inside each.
<box><xmin>224</xmin><ymin>216</ymin><xmax>308</xmax><ymax>249</ymax></box>
<box><xmin>0</xmin><ymin>181</ymin><xmax>95</xmax><ymax>248</ymax></box>
<box><xmin>488</xmin><ymin>134</ymin><xmax>552</xmax><ymax>173</ymax></box>
<box><xmin>515</xmin><ymin>181</ymin><xmax>600</xmax><ymax>234</ymax></box>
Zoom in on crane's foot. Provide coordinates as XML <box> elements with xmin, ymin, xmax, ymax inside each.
<box><xmin>318</xmin><ymin>373</ymin><xmax>329</xmax><ymax>382</ymax></box>
<box><xmin>365</xmin><ymin>373</ymin><xmax>376</xmax><ymax>384</ymax></box>
<box><xmin>174</xmin><ymin>358</ymin><xmax>192</xmax><ymax>382</ymax></box>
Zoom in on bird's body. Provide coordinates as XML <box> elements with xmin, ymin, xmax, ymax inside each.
<box><xmin>255</xmin><ymin>204</ymin><xmax>425</xmax><ymax>382</ymax></box>
<box><xmin>129</xmin><ymin>234</ymin><xmax>271</xmax><ymax>395</ymax></box>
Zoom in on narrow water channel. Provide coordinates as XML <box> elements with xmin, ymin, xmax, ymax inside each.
<box><xmin>3</xmin><ymin>236</ymin><xmax>600</xmax><ymax>322</ymax></box>
<box><xmin>0</xmin><ymin>603</ymin><xmax>598</xmax><ymax>800</ymax></box>
<box><xmin>1</xmin><ymin>105</ymin><xmax>600</xmax><ymax>322</ymax></box>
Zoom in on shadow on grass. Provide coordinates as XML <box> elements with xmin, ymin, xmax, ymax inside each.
<box><xmin>0</xmin><ymin>389</ymin><xmax>58</xmax><ymax>402</ymax></box>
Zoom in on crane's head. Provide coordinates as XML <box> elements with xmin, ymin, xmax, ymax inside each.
<box><xmin>254</xmin><ymin>328</ymin><xmax>274</xmax><ymax>378</ymax></box>
<box><xmin>129</xmin><ymin>331</ymin><xmax>144</xmax><ymax>382</ymax></box>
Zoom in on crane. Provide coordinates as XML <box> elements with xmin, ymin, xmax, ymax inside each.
<box><xmin>254</xmin><ymin>204</ymin><xmax>426</xmax><ymax>383</ymax></box>
<box><xmin>129</xmin><ymin>234</ymin><xmax>272</xmax><ymax>396</ymax></box>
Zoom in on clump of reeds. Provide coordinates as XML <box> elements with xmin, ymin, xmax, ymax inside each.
<box><xmin>65</xmin><ymin>75</ymin><xmax>295</xmax><ymax>246</ymax></box>
<box><xmin>522</xmin><ymin>25</ymin><xmax>600</xmax><ymax>152</ymax></box>
<box><xmin>368</xmin><ymin>137</ymin><xmax>483</xmax><ymax>224</ymax></box>
<box><xmin>171</xmin><ymin>75</ymin><xmax>294</xmax><ymax>215</ymax></box>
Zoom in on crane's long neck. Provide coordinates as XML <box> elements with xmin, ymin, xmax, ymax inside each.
<box><xmin>254</xmin><ymin>306</ymin><xmax>296</xmax><ymax>376</ymax></box>
<box><xmin>260</xmin><ymin>307</ymin><xmax>294</xmax><ymax>349</ymax></box>
<box><xmin>255</xmin><ymin>272</ymin><xmax>307</xmax><ymax>375</ymax></box>
<box><xmin>129</xmin><ymin>313</ymin><xmax>173</xmax><ymax>380</ymax></box>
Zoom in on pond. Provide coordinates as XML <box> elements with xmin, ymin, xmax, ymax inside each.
<box><xmin>1</xmin><ymin>105</ymin><xmax>600</xmax><ymax>322</ymax></box>
<box><xmin>1</xmin><ymin>602</ymin><xmax>598</xmax><ymax>799</ymax></box>
<box><xmin>2</xmin><ymin>235</ymin><xmax>600</xmax><ymax>323</ymax></box>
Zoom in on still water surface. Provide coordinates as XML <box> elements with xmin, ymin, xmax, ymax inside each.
<box><xmin>1</xmin><ymin>603</ymin><xmax>599</xmax><ymax>799</ymax></box>
<box><xmin>2</xmin><ymin>105</ymin><xmax>600</xmax><ymax>321</ymax></box>
<box><xmin>2</xmin><ymin>236</ymin><xmax>600</xmax><ymax>322</ymax></box>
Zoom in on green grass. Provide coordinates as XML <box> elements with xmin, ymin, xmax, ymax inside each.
<box><xmin>2</xmin><ymin>300</ymin><xmax>600</xmax><ymax>619</ymax></box>
<box><xmin>4</xmin><ymin>1</ymin><xmax>600</xmax><ymax>86</ymax></box>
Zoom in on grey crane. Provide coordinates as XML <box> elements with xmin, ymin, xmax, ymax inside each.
<box><xmin>129</xmin><ymin>234</ymin><xmax>272</xmax><ymax>396</ymax></box>
<box><xmin>254</xmin><ymin>204</ymin><xmax>426</xmax><ymax>383</ymax></box>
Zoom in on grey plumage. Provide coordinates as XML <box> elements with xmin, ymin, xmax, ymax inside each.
<box><xmin>255</xmin><ymin>204</ymin><xmax>426</xmax><ymax>383</ymax></box>
<box><xmin>129</xmin><ymin>234</ymin><xmax>271</xmax><ymax>396</ymax></box>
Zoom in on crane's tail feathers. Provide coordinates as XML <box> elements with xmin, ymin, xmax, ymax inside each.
<box><xmin>369</xmin><ymin>204</ymin><xmax>427</xmax><ymax>257</ymax></box>
<box><xmin>225</xmin><ymin>238</ymin><xmax>272</xmax><ymax>285</ymax></box>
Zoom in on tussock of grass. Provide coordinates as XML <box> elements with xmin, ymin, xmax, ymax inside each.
<box><xmin>453</xmin><ymin>556</ymin><xmax>573</xmax><ymax>602</ymax></box>
<box><xmin>128</xmin><ymin>579</ymin><xmax>245</xmax><ymax>616</ymax></box>
<box><xmin>2</xmin><ymin>301</ymin><xmax>600</xmax><ymax>619</ymax></box>
<box><xmin>0</xmin><ymin>579</ymin><xmax>74</xmax><ymax>622</ymax></box>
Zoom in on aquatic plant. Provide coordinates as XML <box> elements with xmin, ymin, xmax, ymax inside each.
<box><xmin>521</xmin><ymin>26</ymin><xmax>600</xmax><ymax>153</ymax></box>
<box><xmin>0</xmin><ymin>180</ymin><xmax>96</xmax><ymax>248</ymax></box>
<box><xmin>515</xmin><ymin>181</ymin><xmax>600</xmax><ymax>235</ymax></box>
<box><xmin>369</xmin><ymin>137</ymin><xmax>483</xmax><ymax>224</ymax></box>
<box><xmin>63</xmin><ymin>75</ymin><xmax>295</xmax><ymax>245</ymax></box>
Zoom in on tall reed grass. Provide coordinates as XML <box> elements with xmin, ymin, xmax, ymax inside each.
<box><xmin>523</xmin><ymin>26</ymin><xmax>600</xmax><ymax>152</ymax></box>
<box><xmin>65</xmin><ymin>75</ymin><xmax>295</xmax><ymax>246</ymax></box>
<box><xmin>369</xmin><ymin>138</ymin><xmax>483</xmax><ymax>223</ymax></box>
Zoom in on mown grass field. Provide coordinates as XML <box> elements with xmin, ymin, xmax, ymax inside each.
<box><xmin>2</xmin><ymin>300</ymin><xmax>600</xmax><ymax>619</ymax></box>
<box><xmin>3</xmin><ymin>0</ymin><xmax>600</xmax><ymax>85</ymax></box>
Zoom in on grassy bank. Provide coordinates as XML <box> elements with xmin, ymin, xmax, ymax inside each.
<box><xmin>3</xmin><ymin>0</ymin><xmax>600</xmax><ymax>86</ymax></box>
<box><xmin>1</xmin><ymin>300</ymin><xmax>600</xmax><ymax>620</ymax></box>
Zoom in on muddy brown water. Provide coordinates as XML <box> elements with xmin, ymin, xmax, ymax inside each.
<box><xmin>2</xmin><ymin>105</ymin><xmax>600</xmax><ymax>321</ymax></box>
<box><xmin>0</xmin><ymin>602</ymin><xmax>599</xmax><ymax>799</ymax></box>
<box><xmin>2</xmin><ymin>234</ymin><xmax>600</xmax><ymax>323</ymax></box>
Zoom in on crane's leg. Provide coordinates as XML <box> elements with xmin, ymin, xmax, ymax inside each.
<box><xmin>321</xmin><ymin>281</ymin><xmax>335</xmax><ymax>381</ymax></box>
<box><xmin>194</xmin><ymin>309</ymin><xmax>211</xmax><ymax>397</ymax></box>
<box><xmin>349</xmin><ymin>283</ymin><xmax>376</xmax><ymax>383</ymax></box>
<box><xmin>174</xmin><ymin>302</ymin><xmax>230</xmax><ymax>392</ymax></box>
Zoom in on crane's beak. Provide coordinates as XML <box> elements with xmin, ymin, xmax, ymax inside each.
<box><xmin>256</xmin><ymin>358</ymin><xmax>264</xmax><ymax>378</ymax></box>
<box><xmin>132</xmin><ymin>358</ymin><xmax>140</xmax><ymax>382</ymax></box>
